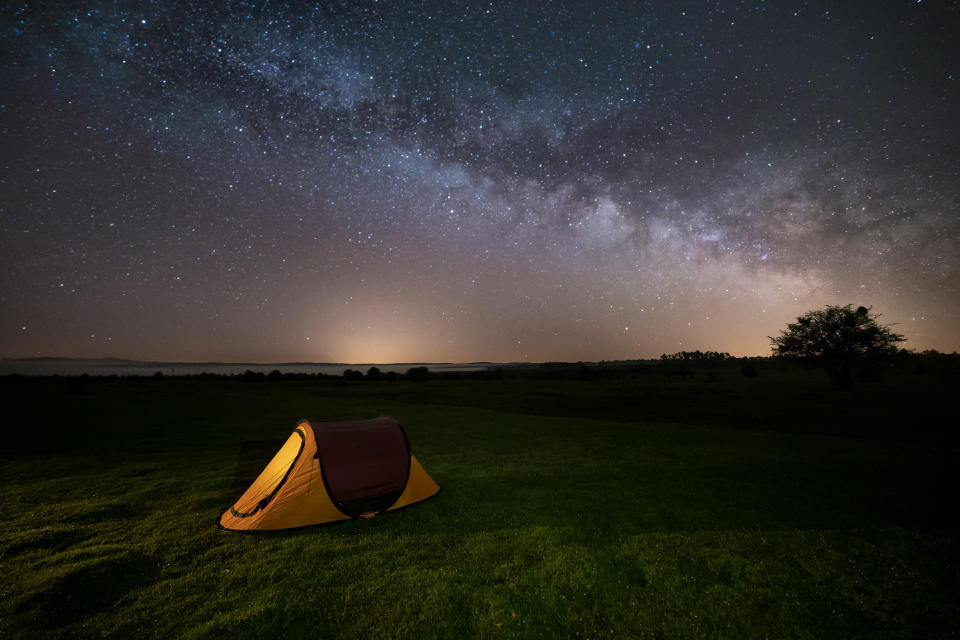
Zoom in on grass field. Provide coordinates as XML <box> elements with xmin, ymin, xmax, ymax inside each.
<box><xmin>2</xmin><ymin>361</ymin><xmax>958</xmax><ymax>638</ymax></box>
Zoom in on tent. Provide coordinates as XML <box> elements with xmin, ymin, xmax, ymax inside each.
<box><xmin>219</xmin><ymin>416</ymin><xmax>440</xmax><ymax>531</ymax></box>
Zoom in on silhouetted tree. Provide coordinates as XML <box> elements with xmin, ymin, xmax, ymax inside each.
<box><xmin>343</xmin><ymin>369</ymin><xmax>364</xmax><ymax>381</ymax></box>
<box><xmin>366</xmin><ymin>366</ymin><xmax>382</xmax><ymax>381</ymax></box>
<box><xmin>770</xmin><ymin>305</ymin><xmax>905</xmax><ymax>391</ymax></box>
<box><xmin>405</xmin><ymin>366</ymin><xmax>431</xmax><ymax>382</ymax></box>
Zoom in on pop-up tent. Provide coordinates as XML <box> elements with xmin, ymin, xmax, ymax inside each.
<box><xmin>219</xmin><ymin>416</ymin><xmax>440</xmax><ymax>531</ymax></box>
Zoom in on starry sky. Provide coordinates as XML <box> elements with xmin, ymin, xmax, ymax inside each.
<box><xmin>2</xmin><ymin>1</ymin><xmax>958</xmax><ymax>363</ymax></box>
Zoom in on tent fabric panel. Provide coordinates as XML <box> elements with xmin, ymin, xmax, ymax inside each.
<box><xmin>254</xmin><ymin>422</ymin><xmax>349</xmax><ymax>529</ymax></box>
<box><xmin>254</xmin><ymin>460</ymin><xmax>350</xmax><ymax>529</ymax></box>
<box><xmin>388</xmin><ymin>454</ymin><xmax>440</xmax><ymax>511</ymax></box>
<box><xmin>313</xmin><ymin>417</ymin><xmax>410</xmax><ymax>516</ymax></box>
<box><xmin>219</xmin><ymin>422</ymin><xmax>349</xmax><ymax>530</ymax></box>
<box><xmin>219</xmin><ymin>507</ymin><xmax>261</xmax><ymax>531</ymax></box>
<box><xmin>227</xmin><ymin>428</ymin><xmax>304</xmax><ymax>518</ymax></box>
<box><xmin>219</xmin><ymin>459</ymin><xmax>350</xmax><ymax>530</ymax></box>
<box><xmin>218</xmin><ymin>424</ymin><xmax>310</xmax><ymax>531</ymax></box>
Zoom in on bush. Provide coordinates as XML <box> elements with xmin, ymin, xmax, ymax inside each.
<box><xmin>740</xmin><ymin>364</ymin><xmax>759</xmax><ymax>378</ymax></box>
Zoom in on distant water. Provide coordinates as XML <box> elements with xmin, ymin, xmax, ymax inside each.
<box><xmin>0</xmin><ymin>358</ymin><xmax>490</xmax><ymax>377</ymax></box>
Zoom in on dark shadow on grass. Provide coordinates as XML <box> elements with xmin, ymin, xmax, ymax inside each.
<box><xmin>16</xmin><ymin>551</ymin><xmax>161</xmax><ymax>629</ymax></box>
<box><xmin>2</xmin><ymin>528</ymin><xmax>88</xmax><ymax>558</ymax></box>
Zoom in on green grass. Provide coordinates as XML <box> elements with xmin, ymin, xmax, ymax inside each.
<box><xmin>1</xmin><ymin>364</ymin><xmax>957</xmax><ymax>638</ymax></box>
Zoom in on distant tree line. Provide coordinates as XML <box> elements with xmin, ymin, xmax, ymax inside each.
<box><xmin>341</xmin><ymin>366</ymin><xmax>433</xmax><ymax>382</ymax></box>
<box><xmin>659</xmin><ymin>350</ymin><xmax>733</xmax><ymax>362</ymax></box>
<box><xmin>2</xmin><ymin>346</ymin><xmax>956</xmax><ymax>389</ymax></box>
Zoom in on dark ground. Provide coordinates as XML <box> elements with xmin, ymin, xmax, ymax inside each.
<box><xmin>1</xmin><ymin>358</ymin><xmax>957</xmax><ymax>638</ymax></box>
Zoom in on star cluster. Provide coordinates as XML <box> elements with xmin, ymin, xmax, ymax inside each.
<box><xmin>1</xmin><ymin>1</ymin><xmax>958</xmax><ymax>362</ymax></box>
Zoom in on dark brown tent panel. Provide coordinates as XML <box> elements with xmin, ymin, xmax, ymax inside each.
<box><xmin>313</xmin><ymin>417</ymin><xmax>411</xmax><ymax>517</ymax></box>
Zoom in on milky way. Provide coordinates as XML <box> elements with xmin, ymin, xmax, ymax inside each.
<box><xmin>2</xmin><ymin>1</ymin><xmax>958</xmax><ymax>363</ymax></box>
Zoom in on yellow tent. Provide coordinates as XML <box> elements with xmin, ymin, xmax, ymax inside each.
<box><xmin>219</xmin><ymin>416</ymin><xmax>440</xmax><ymax>531</ymax></box>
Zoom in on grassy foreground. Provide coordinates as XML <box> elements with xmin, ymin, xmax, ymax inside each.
<box><xmin>1</xmin><ymin>362</ymin><xmax>958</xmax><ymax>638</ymax></box>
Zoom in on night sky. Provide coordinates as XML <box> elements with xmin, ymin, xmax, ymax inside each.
<box><xmin>2</xmin><ymin>1</ymin><xmax>958</xmax><ymax>363</ymax></box>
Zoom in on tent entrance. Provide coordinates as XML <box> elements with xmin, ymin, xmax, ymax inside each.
<box><xmin>229</xmin><ymin>429</ymin><xmax>304</xmax><ymax>517</ymax></box>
